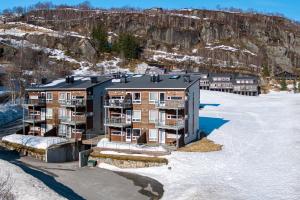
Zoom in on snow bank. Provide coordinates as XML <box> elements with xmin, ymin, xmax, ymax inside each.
<box><xmin>148</xmin><ymin>50</ymin><xmax>204</xmax><ymax>64</ymax></box>
<box><xmin>0</xmin><ymin>160</ymin><xmax>65</xmax><ymax>200</ymax></box>
<box><xmin>0</xmin><ymin>103</ymin><xmax>22</xmax><ymax>126</ymax></box>
<box><xmin>97</xmin><ymin>139</ymin><xmax>167</xmax><ymax>153</ymax></box>
<box><xmin>2</xmin><ymin>134</ymin><xmax>68</xmax><ymax>149</ymax></box>
<box><xmin>100</xmin><ymin>91</ymin><xmax>300</xmax><ymax>200</ymax></box>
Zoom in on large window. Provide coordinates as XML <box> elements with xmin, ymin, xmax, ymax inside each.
<box><xmin>149</xmin><ymin>129</ymin><xmax>158</xmax><ymax>141</ymax></box>
<box><xmin>149</xmin><ymin>110</ymin><xmax>158</xmax><ymax>123</ymax></box>
<box><xmin>46</xmin><ymin>108</ymin><xmax>53</xmax><ymax>119</ymax></box>
<box><xmin>132</xmin><ymin>129</ymin><xmax>141</xmax><ymax>139</ymax></box>
<box><xmin>59</xmin><ymin>92</ymin><xmax>65</xmax><ymax>100</ymax></box>
<box><xmin>149</xmin><ymin>92</ymin><xmax>158</xmax><ymax>104</ymax></box>
<box><xmin>132</xmin><ymin>110</ymin><xmax>141</xmax><ymax>122</ymax></box>
<box><xmin>132</xmin><ymin>92</ymin><xmax>141</xmax><ymax>104</ymax></box>
<box><xmin>46</xmin><ymin>92</ymin><xmax>52</xmax><ymax>102</ymax></box>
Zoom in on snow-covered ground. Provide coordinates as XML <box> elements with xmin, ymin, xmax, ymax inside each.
<box><xmin>100</xmin><ymin>90</ymin><xmax>300</xmax><ymax>200</ymax></box>
<box><xmin>2</xmin><ymin>134</ymin><xmax>68</xmax><ymax>149</ymax></box>
<box><xmin>0</xmin><ymin>159</ymin><xmax>65</xmax><ymax>200</ymax></box>
<box><xmin>0</xmin><ymin>103</ymin><xmax>22</xmax><ymax>126</ymax></box>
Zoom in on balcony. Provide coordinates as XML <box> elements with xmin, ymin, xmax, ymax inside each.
<box><xmin>59</xmin><ymin>99</ymin><xmax>86</xmax><ymax>107</ymax></box>
<box><xmin>23</xmin><ymin>115</ymin><xmax>45</xmax><ymax>123</ymax></box>
<box><xmin>104</xmin><ymin>117</ymin><xmax>131</xmax><ymax>128</ymax></box>
<box><xmin>23</xmin><ymin>98</ymin><xmax>46</xmax><ymax>107</ymax></box>
<box><xmin>155</xmin><ymin>100</ymin><xmax>185</xmax><ymax>110</ymax></box>
<box><xmin>60</xmin><ymin>115</ymin><xmax>86</xmax><ymax>125</ymax></box>
<box><xmin>104</xmin><ymin>99</ymin><xmax>132</xmax><ymax>109</ymax></box>
<box><xmin>155</xmin><ymin>119</ymin><xmax>185</xmax><ymax>130</ymax></box>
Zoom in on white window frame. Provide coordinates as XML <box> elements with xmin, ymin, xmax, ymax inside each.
<box><xmin>149</xmin><ymin>110</ymin><xmax>158</xmax><ymax>123</ymax></box>
<box><xmin>149</xmin><ymin>92</ymin><xmax>158</xmax><ymax>104</ymax></box>
<box><xmin>132</xmin><ymin>92</ymin><xmax>141</xmax><ymax>104</ymax></box>
<box><xmin>132</xmin><ymin>128</ymin><xmax>141</xmax><ymax>140</ymax></box>
<box><xmin>59</xmin><ymin>92</ymin><xmax>65</xmax><ymax>100</ymax></box>
<box><xmin>149</xmin><ymin>129</ymin><xmax>158</xmax><ymax>141</ymax></box>
<box><xmin>132</xmin><ymin>110</ymin><xmax>141</xmax><ymax>122</ymax></box>
<box><xmin>46</xmin><ymin>92</ymin><xmax>52</xmax><ymax>102</ymax></box>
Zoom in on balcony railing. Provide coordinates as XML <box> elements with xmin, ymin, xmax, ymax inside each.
<box><xmin>104</xmin><ymin>99</ymin><xmax>132</xmax><ymax>108</ymax></box>
<box><xmin>155</xmin><ymin>119</ymin><xmax>185</xmax><ymax>130</ymax></box>
<box><xmin>23</xmin><ymin>98</ymin><xmax>46</xmax><ymax>106</ymax></box>
<box><xmin>60</xmin><ymin>115</ymin><xmax>86</xmax><ymax>125</ymax></box>
<box><xmin>23</xmin><ymin>115</ymin><xmax>45</xmax><ymax>123</ymax></box>
<box><xmin>59</xmin><ymin>99</ymin><xmax>86</xmax><ymax>107</ymax></box>
<box><xmin>104</xmin><ymin>117</ymin><xmax>131</xmax><ymax>128</ymax></box>
<box><xmin>155</xmin><ymin>100</ymin><xmax>185</xmax><ymax>109</ymax></box>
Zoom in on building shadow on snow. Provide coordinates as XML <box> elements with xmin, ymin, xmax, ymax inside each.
<box><xmin>199</xmin><ymin>103</ymin><xmax>220</xmax><ymax>109</ymax></box>
<box><xmin>0</xmin><ymin>148</ymin><xmax>84</xmax><ymax>200</ymax></box>
<box><xmin>199</xmin><ymin>117</ymin><xmax>229</xmax><ymax>136</ymax></box>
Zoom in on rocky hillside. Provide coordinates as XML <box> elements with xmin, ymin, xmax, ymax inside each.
<box><xmin>1</xmin><ymin>8</ymin><xmax>300</xmax><ymax>80</ymax></box>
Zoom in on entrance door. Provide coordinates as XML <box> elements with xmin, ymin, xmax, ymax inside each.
<box><xmin>126</xmin><ymin>128</ymin><xmax>131</xmax><ymax>142</ymax></box>
<box><xmin>126</xmin><ymin>110</ymin><xmax>132</xmax><ymax>124</ymax></box>
<box><xmin>159</xmin><ymin>111</ymin><xmax>166</xmax><ymax>125</ymax></box>
<box><xmin>159</xmin><ymin>129</ymin><xmax>166</xmax><ymax>144</ymax></box>
<box><xmin>159</xmin><ymin>92</ymin><xmax>165</xmax><ymax>106</ymax></box>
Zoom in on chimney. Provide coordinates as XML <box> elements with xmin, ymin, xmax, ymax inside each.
<box><xmin>70</xmin><ymin>76</ymin><xmax>74</xmax><ymax>83</ymax></box>
<box><xmin>65</xmin><ymin>76</ymin><xmax>70</xmax><ymax>83</ymax></box>
<box><xmin>91</xmin><ymin>76</ymin><xmax>98</xmax><ymax>83</ymax></box>
<box><xmin>121</xmin><ymin>75</ymin><xmax>127</xmax><ymax>83</ymax></box>
<box><xmin>156</xmin><ymin>74</ymin><xmax>160</xmax><ymax>82</ymax></box>
<box><xmin>150</xmin><ymin>74</ymin><xmax>155</xmax><ymax>82</ymax></box>
<box><xmin>41</xmin><ymin>78</ymin><xmax>47</xmax><ymax>84</ymax></box>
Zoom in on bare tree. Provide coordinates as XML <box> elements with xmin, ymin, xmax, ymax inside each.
<box><xmin>0</xmin><ymin>172</ymin><xmax>15</xmax><ymax>200</ymax></box>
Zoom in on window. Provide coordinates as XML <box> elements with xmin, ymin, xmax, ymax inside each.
<box><xmin>132</xmin><ymin>92</ymin><xmax>141</xmax><ymax>104</ymax></box>
<box><xmin>149</xmin><ymin>92</ymin><xmax>158</xmax><ymax>104</ymax></box>
<box><xmin>167</xmin><ymin>96</ymin><xmax>182</xmax><ymax>100</ymax></box>
<box><xmin>149</xmin><ymin>110</ymin><xmax>158</xmax><ymax>123</ymax></box>
<box><xmin>46</xmin><ymin>108</ymin><xmax>53</xmax><ymax>119</ymax></box>
<box><xmin>59</xmin><ymin>92</ymin><xmax>65</xmax><ymax>100</ymax></box>
<box><xmin>46</xmin><ymin>92</ymin><xmax>52</xmax><ymax>102</ymax></box>
<box><xmin>132</xmin><ymin>110</ymin><xmax>141</xmax><ymax>122</ymax></box>
<box><xmin>132</xmin><ymin>129</ymin><xmax>141</xmax><ymax>139</ymax></box>
<box><xmin>149</xmin><ymin>129</ymin><xmax>158</xmax><ymax>141</ymax></box>
<box><xmin>58</xmin><ymin>108</ymin><xmax>66</xmax><ymax>119</ymax></box>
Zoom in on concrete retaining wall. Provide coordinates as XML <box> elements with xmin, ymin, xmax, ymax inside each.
<box><xmin>46</xmin><ymin>142</ymin><xmax>81</xmax><ymax>163</ymax></box>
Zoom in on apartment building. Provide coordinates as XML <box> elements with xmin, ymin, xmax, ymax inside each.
<box><xmin>23</xmin><ymin>76</ymin><xmax>112</xmax><ymax>140</ymax></box>
<box><xmin>104</xmin><ymin>74</ymin><xmax>200</xmax><ymax>147</ymax></box>
<box><xmin>197</xmin><ymin>72</ymin><xmax>259</xmax><ymax>96</ymax></box>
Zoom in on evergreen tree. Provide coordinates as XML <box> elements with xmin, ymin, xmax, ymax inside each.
<box><xmin>280</xmin><ymin>79</ymin><xmax>287</xmax><ymax>90</ymax></box>
<box><xmin>114</xmin><ymin>33</ymin><xmax>140</xmax><ymax>59</ymax></box>
<box><xmin>262</xmin><ymin>65</ymin><xmax>270</xmax><ymax>77</ymax></box>
<box><xmin>91</xmin><ymin>25</ymin><xmax>110</xmax><ymax>53</ymax></box>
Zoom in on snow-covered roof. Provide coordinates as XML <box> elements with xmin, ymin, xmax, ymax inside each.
<box><xmin>2</xmin><ymin>134</ymin><xmax>68</xmax><ymax>149</ymax></box>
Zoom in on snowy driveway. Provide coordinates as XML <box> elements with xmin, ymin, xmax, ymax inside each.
<box><xmin>102</xmin><ymin>91</ymin><xmax>300</xmax><ymax>200</ymax></box>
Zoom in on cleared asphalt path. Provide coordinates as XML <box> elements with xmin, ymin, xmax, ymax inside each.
<box><xmin>0</xmin><ymin>148</ymin><xmax>164</xmax><ymax>200</ymax></box>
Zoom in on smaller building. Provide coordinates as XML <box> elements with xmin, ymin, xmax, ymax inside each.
<box><xmin>233</xmin><ymin>75</ymin><xmax>259</xmax><ymax>96</ymax></box>
<box><xmin>274</xmin><ymin>71</ymin><xmax>299</xmax><ymax>80</ymax></box>
<box><xmin>209</xmin><ymin>73</ymin><xmax>234</xmax><ymax>93</ymax></box>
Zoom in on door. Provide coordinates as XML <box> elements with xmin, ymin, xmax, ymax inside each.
<box><xmin>159</xmin><ymin>129</ymin><xmax>166</xmax><ymax>144</ymax></box>
<box><xmin>159</xmin><ymin>92</ymin><xmax>165</xmax><ymax>106</ymax></box>
<box><xmin>126</xmin><ymin>110</ymin><xmax>132</xmax><ymax>124</ymax></box>
<box><xmin>66</xmin><ymin>92</ymin><xmax>71</xmax><ymax>104</ymax></box>
<box><xmin>126</xmin><ymin>128</ymin><xmax>131</xmax><ymax>142</ymax></box>
<box><xmin>159</xmin><ymin>111</ymin><xmax>166</xmax><ymax>125</ymax></box>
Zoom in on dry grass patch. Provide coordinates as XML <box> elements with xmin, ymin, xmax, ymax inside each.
<box><xmin>90</xmin><ymin>151</ymin><xmax>168</xmax><ymax>164</ymax></box>
<box><xmin>0</xmin><ymin>141</ymin><xmax>45</xmax><ymax>155</ymax></box>
<box><xmin>179</xmin><ymin>137</ymin><xmax>222</xmax><ymax>152</ymax></box>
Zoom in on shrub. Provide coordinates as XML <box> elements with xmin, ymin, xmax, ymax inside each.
<box><xmin>91</xmin><ymin>25</ymin><xmax>111</xmax><ymax>53</ymax></box>
<box><xmin>262</xmin><ymin>65</ymin><xmax>270</xmax><ymax>77</ymax></box>
<box><xmin>280</xmin><ymin>79</ymin><xmax>287</xmax><ymax>90</ymax></box>
<box><xmin>113</xmin><ymin>33</ymin><xmax>140</xmax><ymax>59</ymax></box>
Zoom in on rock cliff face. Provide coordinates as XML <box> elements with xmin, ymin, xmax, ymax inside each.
<box><xmin>1</xmin><ymin>8</ymin><xmax>300</xmax><ymax>76</ymax></box>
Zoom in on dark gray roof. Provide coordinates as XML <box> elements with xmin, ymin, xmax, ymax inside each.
<box><xmin>26</xmin><ymin>76</ymin><xmax>112</xmax><ymax>91</ymax></box>
<box><xmin>107</xmin><ymin>75</ymin><xmax>199</xmax><ymax>90</ymax></box>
